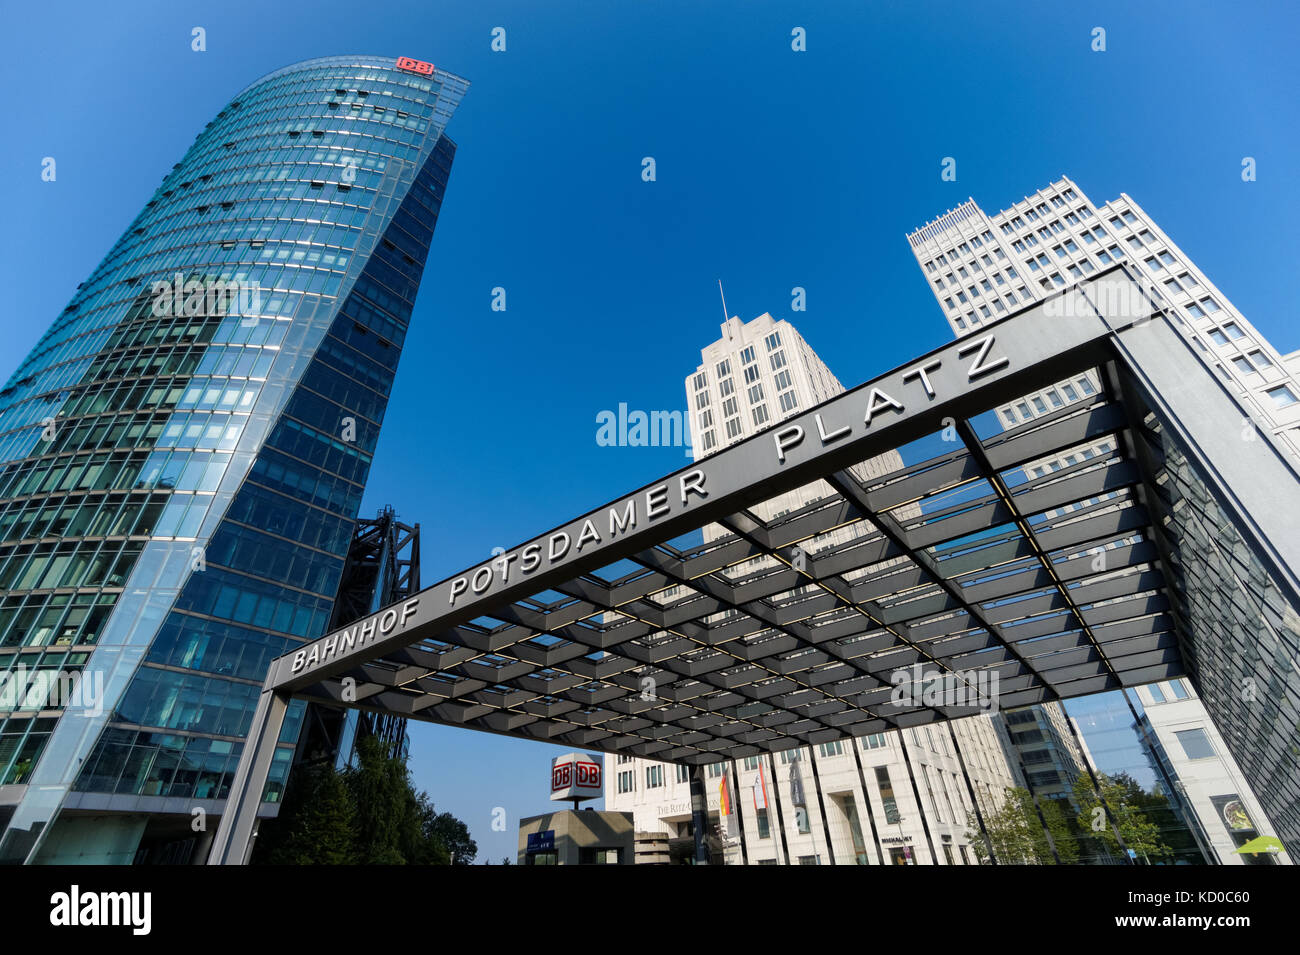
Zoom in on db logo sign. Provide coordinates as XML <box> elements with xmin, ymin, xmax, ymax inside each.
<box><xmin>395</xmin><ymin>57</ymin><xmax>435</xmax><ymax>76</ymax></box>
<box><xmin>551</xmin><ymin>760</ymin><xmax>600</xmax><ymax>791</ymax></box>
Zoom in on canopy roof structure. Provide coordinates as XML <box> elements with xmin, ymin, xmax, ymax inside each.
<box><xmin>211</xmin><ymin>264</ymin><xmax>1300</xmax><ymax>862</ymax></box>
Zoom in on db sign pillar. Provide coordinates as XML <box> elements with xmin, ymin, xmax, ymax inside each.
<box><xmin>551</xmin><ymin>752</ymin><xmax>602</xmax><ymax>809</ymax></box>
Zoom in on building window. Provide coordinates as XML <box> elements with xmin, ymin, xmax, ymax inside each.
<box><xmin>720</xmin><ymin>377</ymin><xmax>735</xmax><ymax>397</ymax></box>
<box><xmin>1266</xmin><ymin>385</ymin><xmax>1298</xmax><ymax>409</ymax></box>
<box><xmin>743</xmin><ymin>756</ymin><xmax>762</xmax><ymax>771</ymax></box>
<box><xmin>707</xmin><ymin>763</ymin><xmax>724</xmax><ymax>778</ymax></box>
<box><xmin>778</xmin><ymin>391</ymin><xmax>798</xmax><ymax>413</ymax></box>
<box><xmin>764</xmin><ymin>332</ymin><xmax>781</xmax><ymax>351</ymax></box>
<box><xmin>747</xmin><ymin>383</ymin><xmax>765</xmax><ymax>403</ymax></box>
<box><xmin>752</xmin><ymin>404</ymin><xmax>769</xmax><ymax>426</ymax></box>
<box><xmin>1248</xmin><ymin>349</ymin><xmax>1274</xmax><ymax>370</ymax></box>
<box><xmin>693</xmin><ymin>372</ymin><xmax>707</xmax><ymax>391</ymax></box>
<box><xmin>695</xmin><ymin>390</ymin><xmax>710</xmax><ymax>409</ymax></box>
<box><xmin>756</xmin><ymin>809</ymin><xmax>771</xmax><ymax>839</ymax></box>
<box><xmin>617</xmin><ymin>770</ymin><xmax>636</xmax><ymax>793</ymax></box>
<box><xmin>743</xmin><ymin>364</ymin><xmax>760</xmax><ymax>384</ymax></box>
<box><xmin>646</xmin><ymin>765</ymin><xmax>664</xmax><ymax>789</ymax></box>
<box><xmin>861</xmin><ymin>733</ymin><xmax>887</xmax><ymax>750</ymax></box>
<box><xmin>1147</xmin><ymin>683</ymin><xmax>1166</xmax><ymax>703</ymax></box>
<box><xmin>1174</xmin><ymin>728</ymin><xmax>1216</xmax><ymax>760</ymax></box>
<box><xmin>715</xmin><ymin>359</ymin><xmax>731</xmax><ymax>378</ymax></box>
<box><xmin>875</xmin><ymin>767</ymin><xmax>901</xmax><ymax>824</ymax></box>
<box><xmin>774</xmin><ymin>370</ymin><xmax>792</xmax><ymax>391</ymax></box>
<box><xmin>1169</xmin><ymin>680</ymin><xmax>1190</xmax><ymax>700</ymax></box>
<box><xmin>725</xmin><ymin>417</ymin><xmax>743</xmax><ymax>439</ymax></box>
<box><xmin>676</xmin><ymin>764</ymin><xmax>690</xmax><ymax>784</ymax></box>
<box><xmin>698</xmin><ymin>409</ymin><xmax>714</xmax><ymax>430</ymax></box>
<box><xmin>818</xmin><ymin>740</ymin><xmax>844</xmax><ymax>758</ymax></box>
<box><xmin>740</xmin><ymin>345</ymin><xmax>756</xmax><ymax>365</ymax></box>
<box><xmin>770</xmin><ymin>351</ymin><xmax>787</xmax><ymax>371</ymax></box>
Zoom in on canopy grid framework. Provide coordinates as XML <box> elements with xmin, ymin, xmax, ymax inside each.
<box><xmin>294</xmin><ymin>392</ymin><xmax>1171</xmax><ymax>760</ymax></box>
<box><xmin>207</xmin><ymin>265</ymin><xmax>1300</xmax><ymax>862</ymax></box>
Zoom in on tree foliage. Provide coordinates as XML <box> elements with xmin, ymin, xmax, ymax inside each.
<box><xmin>251</xmin><ymin>735</ymin><xmax>472</xmax><ymax>865</ymax></box>
<box><xmin>1071</xmin><ymin>771</ymin><xmax>1172</xmax><ymax>863</ymax></box>
<box><xmin>966</xmin><ymin>787</ymin><xmax>1080</xmax><ymax>865</ymax></box>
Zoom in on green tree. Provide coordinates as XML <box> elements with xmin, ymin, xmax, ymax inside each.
<box><xmin>1071</xmin><ymin>772</ymin><xmax>1171</xmax><ymax>863</ymax></box>
<box><xmin>252</xmin><ymin>734</ymin><xmax>474</xmax><ymax>865</ymax></box>
<box><xmin>407</xmin><ymin>790</ymin><xmax>452</xmax><ymax>865</ymax></box>
<box><xmin>253</xmin><ymin>760</ymin><xmax>356</xmax><ymax>865</ymax></box>
<box><xmin>966</xmin><ymin>787</ymin><xmax>1080</xmax><ymax>864</ymax></box>
<box><xmin>427</xmin><ymin>809</ymin><xmax>477</xmax><ymax>865</ymax></box>
<box><xmin>345</xmin><ymin>735</ymin><xmax>422</xmax><ymax>864</ymax></box>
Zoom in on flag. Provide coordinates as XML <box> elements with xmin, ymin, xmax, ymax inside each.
<box><xmin>789</xmin><ymin>762</ymin><xmax>806</xmax><ymax>808</ymax></box>
<box><xmin>753</xmin><ymin>767</ymin><xmax>769</xmax><ymax>811</ymax></box>
<box><xmin>720</xmin><ymin>769</ymin><xmax>738</xmax><ymax>838</ymax></box>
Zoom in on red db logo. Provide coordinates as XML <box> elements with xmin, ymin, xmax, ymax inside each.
<box><xmin>395</xmin><ymin>57</ymin><xmax>435</xmax><ymax>76</ymax></box>
<box><xmin>576</xmin><ymin>761</ymin><xmax>600</xmax><ymax>787</ymax></box>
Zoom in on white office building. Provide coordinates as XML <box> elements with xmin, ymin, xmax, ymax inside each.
<box><xmin>906</xmin><ymin>175</ymin><xmax>1300</xmax><ymax>459</ymax></box>
<box><xmin>907</xmin><ymin>177</ymin><xmax>1298</xmax><ymax>861</ymax></box>
<box><xmin>1131</xmin><ymin>679</ymin><xmax>1291</xmax><ymax>865</ymax></box>
<box><xmin>605</xmin><ymin>313</ymin><xmax>1026</xmax><ymax>864</ymax></box>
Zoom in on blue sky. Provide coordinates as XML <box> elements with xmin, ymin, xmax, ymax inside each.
<box><xmin>3</xmin><ymin>0</ymin><xmax>1297</xmax><ymax>862</ymax></box>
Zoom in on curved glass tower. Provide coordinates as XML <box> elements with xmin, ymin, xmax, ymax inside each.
<box><xmin>0</xmin><ymin>55</ymin><xmax>467</xmax><ymax>863</ymax></box>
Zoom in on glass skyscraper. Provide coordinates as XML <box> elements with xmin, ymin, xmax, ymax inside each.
<box><xmin>0</xmin><ymin>55</ymin><xmax>467</xmax><ymax>863</ymax></box>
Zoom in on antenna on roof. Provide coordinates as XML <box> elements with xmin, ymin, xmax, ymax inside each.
<box><xmin>718</xmin><ymin>279</ymin><xmax>730</xmax><ymax>323</ymax></box>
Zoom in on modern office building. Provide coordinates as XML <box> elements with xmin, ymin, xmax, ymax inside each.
<box><xmin>1131</xmin><ymin>678</ymin><xmax>1290</xmax><ymax>865</ymax></box>
<box><xmin>1002</xmin><ymin>701</ymin><xmax>1086</xmax><ymax>804</ymax></box>
<box><xmin>605</xmin><ymin>313</ymin><xmax>1027</xmax><ymax>864</ymax></box>
<box><xmin>0</xmin><ymin>54</ymin><xmax>467</xmax><ymax>863</ymax></box>
<box><xmin>907</xmin><ymin>176</ymin><xmax>1300</xmax><ymax>859</ymax></box>
<box><xmin>906</xmin><ymin>175</ymin><xmax>1300</xmax><ymax>458</ymax></box>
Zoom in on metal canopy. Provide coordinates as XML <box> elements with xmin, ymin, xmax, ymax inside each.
<box><xmin>260</xmin><ymin>267</ymin><xmax>1208</xmax><ymax>766</ymax></box>
<box><xmin>209</xmin><ymin>263</ymin><xmax>1300</xmax><ymax>863</ymax></box>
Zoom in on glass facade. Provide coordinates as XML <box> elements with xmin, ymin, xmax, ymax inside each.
<box><xmin>0</xmin><ymin>55</ymin><xmax>467</xmax><ymax>863</ymax></box>
<box><xmin>1136</xmin><ymin>401</ymin><xmax>1300</xmax><ymax>850</ymax></box>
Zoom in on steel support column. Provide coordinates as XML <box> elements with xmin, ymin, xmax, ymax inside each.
<box><xmin>945</xmin><ymin>722</ymin><xmax>996</xmax><ymax>864</ymax></box>
<box><xmin>689</xmin><ymin>762</ymin><xmax>711</xmax><ymax>865</ymax></box>
<box><xmin>767</xmin><ymin>753</ymin><xmax>792</xmax><ymax>865</ymax></box>
<box><xmin>207</xmin><ymin>687</ymin><xmax>289</xmax><ymax>865</ymax></box>
<box><xmin>807</xmin><ymin>748</ymin><xmax>838</xmax><ymax>865</ymax></box>
<box><xmin>849</xmin><ymin>740</ymin><xmax>887</xmax><ymax>865</ymax></box>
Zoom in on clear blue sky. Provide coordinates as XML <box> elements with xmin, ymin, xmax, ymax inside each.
<box><xmin>3</xmin><ymin>0</ymin><xmax>1297</xmax><ymax>862</ymax></box>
